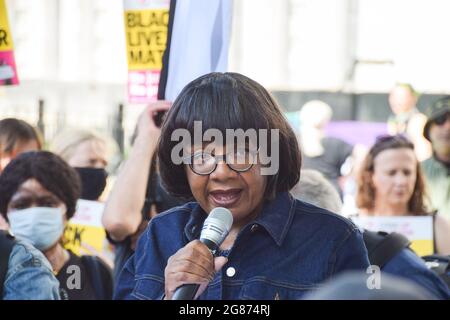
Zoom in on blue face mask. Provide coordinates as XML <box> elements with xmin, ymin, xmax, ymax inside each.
<box><xmin>8</xmin><ymin>207</ymin><xmax>64</xmax><ymax>251</ymax></box>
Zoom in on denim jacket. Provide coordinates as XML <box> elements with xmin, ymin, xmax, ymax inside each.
<box><xmin>115</xmin><ymin>192</ymin><xmax>370</xmax><ymax>300</ymax></box>
<box><xmin>3</xmin><ymin>240</ymin><xmax>60</xmax><ymax>300</ymax></box>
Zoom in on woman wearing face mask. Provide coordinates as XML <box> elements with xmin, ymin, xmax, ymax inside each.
<box><xmin>356</xmin><ymin>135</ymin><xmax>450</xmax><ymax>255</ymax></box>
<box><xmin>0</xmin><ymin>151</ymin><xmax>113</xmax><ymax>300</ymax></box>
<box><xmin>50</xmin><ymin>129</ymin><xmax>114</xmax><ymax>201</ymax></box>
<box><xmin>0</xmin><ymin>118</ymin><xmax>43</xmax><ymax>230</ymax></box>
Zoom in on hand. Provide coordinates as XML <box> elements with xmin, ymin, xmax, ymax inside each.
<box><xmin>164</xmin><ymin>240</ymin><xmax>228</xmax><ymax>300</ymax></box>
<box><xmin>137</xmin><ymin>100</ymin><xmax>172</xmax><ymax>138</ymax></box>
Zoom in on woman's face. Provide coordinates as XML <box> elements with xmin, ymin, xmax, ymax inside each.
<box><xmin>185</xmin><ymin>143</ymin><xmax>267</xmax><ymax>226</ymax></box>
<box><xmin>6</xmin><ymin>178</ymin><xmax>67</xmax><ymax>251</ymax></box>
<box><xmin>0</xmin><ymin>139</ymin><xmax>40</xmax><ymax>172</ymax></box>
<box><xmin>7</xmin><ymin>178</ymin><xmax>67</xmax><ymax>217</ymax></box>
<box><xmin>67</xmin><ymin>139</ymin><xmax>107</xmax><ymax>168</ymax></box>
<box><xmin>371</xmin><ymin>148</ymin><xmax>417</xmax><ymax>209</ymax></box>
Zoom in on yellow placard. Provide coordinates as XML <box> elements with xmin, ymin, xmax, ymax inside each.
<box><xmin>410</xmin><ymin>239</ymin><xmax>434</xmax><ymax>257</ymax></box>
<box><xmin>63</xmin><ymin>223</ymin><xmax>107</xmax><ymax>256</ymax></box>
<box><xmin>62</xmin><ymin>200</ymin><xmax>114</xmax><ymax>267</ymax></box>
<box><xmin>124</xmin><ymin>9</ymin><xmax>168</xmax><ymax>70</ymax></box>
<box><xmin>0</xmin><ymin>0</ymin><xmax>14</xmax><ymax>51</ymax></box>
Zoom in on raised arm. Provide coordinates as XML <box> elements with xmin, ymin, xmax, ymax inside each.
<box><xmin>102</xmin><ymin>101</ymin><xmax>171</xmax><ymax>241</ymax></box>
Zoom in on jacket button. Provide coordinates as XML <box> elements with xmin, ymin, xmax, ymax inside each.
<box><xmin>226</xmin><ymin>267</ymin><xmax>236</xmax><ymax>277</ymax></box>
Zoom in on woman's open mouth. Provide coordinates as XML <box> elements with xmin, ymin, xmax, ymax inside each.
<box><xmin>209</xmin><ymin>189</ymin><xmax>243</xmax><ymax>207</ymax></box>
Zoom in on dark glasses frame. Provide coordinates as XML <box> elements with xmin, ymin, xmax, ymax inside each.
<box><xmin>183</xmin><ymin>149</ymin><xmax>259</xmax><ymax>176</ymax></box>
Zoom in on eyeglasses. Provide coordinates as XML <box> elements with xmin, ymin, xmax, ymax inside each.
<box><xmin>433</xmin><ymin>112</ymin><xmax>450</xmax><ymax>126</ymax></box>
<box><xmin>183</xmin><ymin>148</ymin><xmax>259</xmax><ymax>175</ymax></box>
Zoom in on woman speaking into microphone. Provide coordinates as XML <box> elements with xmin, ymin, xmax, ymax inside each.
<box><xmin>114</xmin><ymin>72</ymin><xmax>370</xmax><ymax>300</ymax></box>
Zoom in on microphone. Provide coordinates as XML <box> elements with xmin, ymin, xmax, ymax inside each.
<box><xmin>171</xmin><ymin>207</ymin><xmax>233</xmax><ymax>300</ymax></box>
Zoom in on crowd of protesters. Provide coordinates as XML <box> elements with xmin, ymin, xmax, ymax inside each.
<box><xmin>0</xmin><ymin>75</ymin><xmax>449</xmax><ymax>300</ymax></box>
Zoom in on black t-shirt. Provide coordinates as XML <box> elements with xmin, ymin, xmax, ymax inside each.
<box><xmin>56</xmin><ymin>251</ymin><xmax>113</xmax><ymax>300</ymax></box>
<box><xmin>56</xmin><ymin>251</ymin><xmax>96</xmax><ymax>300</ymax></box>
<box><xmin>302</xmin><ymin>137</ymin><xmax>353</xmax><ymax>196</ymax></box>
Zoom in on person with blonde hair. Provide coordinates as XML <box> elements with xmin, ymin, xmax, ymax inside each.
<box><xmin>298</xmin><ymin>100</ymin><xmax>354</xmax><ymax>197</ymax></box>
<box><xmin>50</xmin><ymin>129</ymin><xmax>115</xmax><ymax>201</ymax></box>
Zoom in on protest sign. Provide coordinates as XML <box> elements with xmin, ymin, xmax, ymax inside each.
<box><xmin>0</xmin><ymin>0</ymin><xmax>19</xmax><ymax>85</ymax></box>
<box><xmin>352</xmin><ymin>216</ymin><xmax>434</xmax><ymax>256</ymax></box>
<box><xmin>64</xmin><ymin>199</ymin><xmax>114</xmax><ymax>266</ymax></box>
<box><xmin>123</xmin><ymin>0</ymin><xmax>169</xmax><ymax>103</ymax></box>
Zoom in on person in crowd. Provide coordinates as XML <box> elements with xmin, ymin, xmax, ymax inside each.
<box><xmin>421</xmin><ymin>96</ymin><xmax>450</xmax><ymax>217</ymax></box>
<box><xmin>1</xmin><ymin>230</ymin><xmax>60</xmax><ymax>300</ymax></box>
<box><xmin>290</xmin><ymin>169</ymin><xmax>342</xmax><ymax>214</ymax></box>
<box><xmin>0</xmin><ymin>118</ymin><xmax>42</xmax><ymax>173</ymax></box>
<box><xmin>356</xmin><ymin>135</ymin><xmax>450</xmax><ymax>255</ymax></box>
<box><xmin>387</xmin><ymin>83</ymin><xmax>431</xmax><ymax>161</ymax></box>
<box><xmin>297</xmin><ymin>100</ymin><xmax>354</xmax><ymax>197</ymax></box>
<box><xmin>102</xmin><ymin>101</ymin><xmax>185</xmax><ymax>281</ymax></box>
<box><xmin>291</xmin><ymin>169</ymin><xmax>450</xmax><ymax>300</ymax></box>
<box><xmin>114</xmin><ymin>72</ymin><xmax>370</xmax><ymax>300</ymax></box>
<box><xmin>0</xmin><ymin>118</ymin><xmax>43</xmax><ymax>230</ymax></box>
<box><xmin>0</xmin><ymin>151</ymin><xmax>113</xmax><ymax>300</ymax></box>
<box><xmin>50</xmin><ymin>129</ymin><xmax>116</xmax><ymax>267</ymax></box>
<box><xmin>50</xmin><ymin>129</ymin><xmax>114</xmax><ymax>201</ymax></box>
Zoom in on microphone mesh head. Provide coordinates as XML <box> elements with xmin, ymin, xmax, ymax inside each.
<box><xmin>200</xmin><ymin>207</ymin><xmax>233</xmax><ymax>246</ymax></box>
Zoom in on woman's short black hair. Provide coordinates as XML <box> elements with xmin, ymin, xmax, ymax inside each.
<box><xmin>0</xmin><ymin>151</ymin><xmax>81</xmax><ymax>219</ymax></box>
<box><xmin>158</xmin><ymin>72</ymin><xmax>301</xmax><ymax>200</ymax></box>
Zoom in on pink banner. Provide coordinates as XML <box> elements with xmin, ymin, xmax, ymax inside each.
<box><xmin>127</xmin><ymin>70</ymin><xmax>160</xmax><ymax>103</ymax></box>
<box><xmin>0</xmin><ymin>50</ymin><xmax>19</xmax><ymax>85</ymax></box>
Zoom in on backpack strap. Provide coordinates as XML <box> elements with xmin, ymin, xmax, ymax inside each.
<box><xmin>80</xmin><ymin>255</ymin><xmax>113</xmax><ymax>300</ymax></box>
<box><xmin>363</xmin><ymin>230</ymin><xmax>411</xmax><ymax>268</ymax></box>
<box><xmin>422</xmin><ymin>254</ymin><xmax>450</xmax><ymax>287</ymax></box>
<box><xmin>0</xmin><ymin>230</ymin><xmax>16</xmax><ymax>299</ymax></box>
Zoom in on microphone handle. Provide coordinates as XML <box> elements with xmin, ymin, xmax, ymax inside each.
<box><xmin>171</xmin><ymin>238</ymin><xmax>219</xmax><ymax>300</ymax></box>
<box><xmin>171</xmin><ymin>283</ymin><xmax>200</xmax><ymax>300</ymax></box>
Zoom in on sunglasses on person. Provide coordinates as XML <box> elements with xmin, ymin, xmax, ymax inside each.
<box><xmin>433</xmin><ymin>112</ymin><xmax>450</xmax><ymax>126</ymax></box>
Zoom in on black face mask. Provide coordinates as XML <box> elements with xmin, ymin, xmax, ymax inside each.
<box><xmin>74</xmin><ymin>167</ymin><xmax>108</xmax><ymax>201</ymax></box>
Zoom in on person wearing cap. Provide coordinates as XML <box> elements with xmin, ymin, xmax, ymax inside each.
<box><xmin>421</xmin><ymin>96</ymin><xmax>450</xmax><ymax>217</ymax></box>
